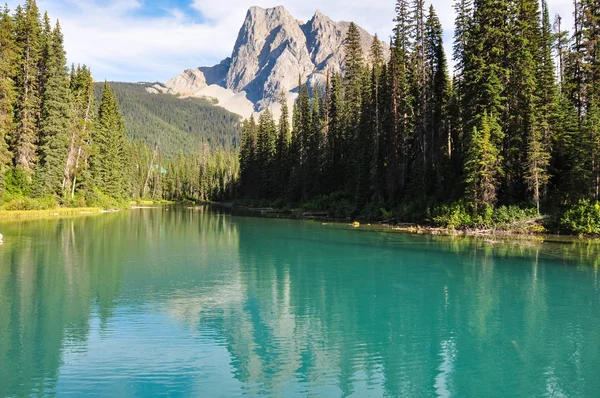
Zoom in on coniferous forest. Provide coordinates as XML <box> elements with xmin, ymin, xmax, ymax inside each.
<box><xmin>238</xmin><ymin>0</ymin><xmax>600</xmax><ymax>234</ymax></box>
<box><xmin>1</xmin><ymin>0</ymin><xmax>600</xmax><ymax>234</ymax></box>
<box><xmin>0</xmin><ymin>1</ymin><xmax>239</xmax><ymax>210</ymax></box>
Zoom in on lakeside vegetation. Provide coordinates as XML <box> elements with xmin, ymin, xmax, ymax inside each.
<box><xmin>0</xmin><ymin>1</ymin><xmax>239</xmax><ymax>213</ymax></box>
<box><xmin>237</xmin><ymin>0</ymin><xmax>600</xmax><ymax>236</ymax></box>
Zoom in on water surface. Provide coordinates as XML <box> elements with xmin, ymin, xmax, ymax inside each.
<box><xmin>0</xmin><ymin>207</ymin><xmax>599</xmax><ymax>397</ymax></box>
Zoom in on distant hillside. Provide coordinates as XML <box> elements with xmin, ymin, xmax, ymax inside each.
<box><xmin>94</xmin><ymin>82</ymin><xmax>241</xmax><ymax>156</ymax></box>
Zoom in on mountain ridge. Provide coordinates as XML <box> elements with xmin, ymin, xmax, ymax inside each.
<box><xmin>159</xmin><ymin>6</ymin><xmax>389</xmax><ymax>118</ymax></box>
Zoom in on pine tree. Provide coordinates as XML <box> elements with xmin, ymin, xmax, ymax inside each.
<box><xmin>526</xmin><ymin>0</ymin><xmax>554</xmax><ymax>213</ymax></box>
<box><xmin>90</xmin><ymin>83</ymin><xmax>127</xmax><ymax>199</ymax></box>
<box><xmin>325</xmin><ymin>72</ymin><xmax>344</xmax><ymax>194</ymax></box>
<box><xmin>503</xmin><ymin>0</ymin><xmax>542</xmax><ymax>203</ymax></box>
<box><xmin>0</xmin><ymin>5</ymin><xmax>15</xmax><ymax>193</ymax></box>
<box><xmin>13</xmin><ymin>0</ymin><xmax>42</xmax><ymax>175</ymax></box>
<box><xmin>464</xmin><ymin>112</ymin><xmax>500</xmax><ymax>213</ymax></box>
<box><xmin>256</xmin><ymin>108</ymin><xmax>276</xmax><ymax>198</ymax></box>
<box><xmin>388</xmin><ymin>0</ymin><xmax>415</xmax><ymax>200</ymax></box>
<box><xmin>425</xmin><ymin>5</ymin><xmax>450</xmax><ymax>195</ymax></box>
<box><xmin>461</xmin><ymin>0</ymin><xmax>509</xmax><ymax>207</ymax></box>
<box><xmin>275</xmin><ymin>92</ymin><xmax>290</xmax><ymax>198</ymax></box>
<box><xmin>34</xmin><ymin>20</ymin><xmax>71</xmax><ymax>197</ymax></box>
<box><xmin>65</xmin><ymin>64</ymin><xmax>94</xmax><ymax>198</ymax></box>
<box><xmin>239</xmin><ymin>115</ymin><xmax>257</xmax><ymax>197</ymax></box>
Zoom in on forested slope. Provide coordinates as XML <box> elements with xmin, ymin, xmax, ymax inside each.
<box><xmin>94</xmin><ymin>82</ymin><xmax>242</xmax><ymax>156</ymax></box>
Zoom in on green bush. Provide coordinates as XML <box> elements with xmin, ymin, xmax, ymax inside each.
<box><xmin>432</xmin><ymin>202</ymin><xmax>473</xmax><ymax>229</ymax></box>
<box><xmin>66</xmin><ymin>193</ymin><xmax>88</xmax><ymax>208</ymax></box>
<box><xmin>1</xmin><ymin>195</ymin><xmax>58</xmax><ymax>211</ymax></box>
<box><xmin>492</xmin><ymin>205</ymin><xmax>537</xmax><ymax>226</ymax></box>
<box><xmin>560</xmin><ymin>200</ymin><xmax>600</xmax><ymax>235</ymax></box>
<box><xmin>85</xmin><ymin>189</ymin><xmax>128</xmax><ymax>209</ymax></box>
<box><xmin>430</xmin><ymin>203</ymin><xmax>537</xmax><ymax>229</ymax></box>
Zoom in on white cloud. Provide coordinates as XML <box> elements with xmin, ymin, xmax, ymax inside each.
<box><xmin>8</xmin><ymin>0</ymin><xmax>576</xmax><ymax>82</ymax></box>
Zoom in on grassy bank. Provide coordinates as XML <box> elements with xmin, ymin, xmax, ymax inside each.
<box><xmin>0</xmin><ymin>207</ymin><xmax>103</xmax><ymax>220</ymax></box>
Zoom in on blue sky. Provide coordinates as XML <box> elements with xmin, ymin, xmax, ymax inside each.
<box><xmin>7</xmin><ymin>0</ymin><xmax>574</xmax><ymax>83</ymax></box>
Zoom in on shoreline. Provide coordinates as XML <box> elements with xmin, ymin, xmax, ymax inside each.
<box><xmin>0</xmin><ymin>207</ymin><xmax>105</xmax><ymax>220</ymax></box>
<box><xmin>221</xmin><ymin>204</ymin><xmax>599</xmax><ymax>241</ymax></box>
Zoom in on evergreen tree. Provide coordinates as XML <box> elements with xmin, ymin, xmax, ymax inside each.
<box><xmin>66</xmin><ymin>64</ymin><xmax>94</xmax><ymax>198</ymax></box>
<box><xmin>425</xmin><ymin>5</ymin><xmax>450</xmax><ymax>195</ymax></box>
<box><xmin>239</xmin><ymin>115</ymin><xmax>257</xmax><ymax>197</ymax></box>
<box><xmin>256</xmin><ymin>109</ymin><xmax>276</xmax><ymax>198</ymax></box>
<box><xmin>464</xmin><ymin>112</ymin><xmax>500</xmax><ymax>212</ymax></box>
<box><xmin>34</xmin><ymin>20</ymin><xmax>71</xmax><ymax>197</ymax></box>
<box><xmin>526</xmin><ymin>0</ymin><xmax>554</xmax><ymax>213</ymax></box>
<box><xmin>275</xmin><ymin>92</ymin><xmax>290</xmax><ymax>198</ymax></box>
<box><xmin>0</xmin><ymin>5</ymin><xmax>15</xmax><ymax>193</ymax></box>
<box><xmin>13</xmin><ymin>0</ymin><xmax>42</xmax><ymax>175</ymax></box>
<box><xmin>90</xmin><ymin>83</ymin><xmax>127</xmax><ymax>199</ymax></box>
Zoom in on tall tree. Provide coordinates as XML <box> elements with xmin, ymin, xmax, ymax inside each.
<box><xmin>90</xmin><ymin>83</ymin><xmax>127</xmax><ymax>198</ymax></box>
<box><xmin>34</xmin><ymin>20</ymin><xmax>71</xmax><ymax>197</ymax></box>
<box><xmin>275</xmin><ymin>92</ymin><xmax>290</xmax><ymax>198</ymax></box>
<box><xmin>13</xmin><ymin>0</ymin><xmax>42</xmax><ymax>175</ymax></box>
<box><xmin>65</xmin><ymin>64</ymin><xmax>94</xmax><ymax>198</ymax></box>
<box><xmin>256</xmin><ymin>109</ymin><xmax>276</xmax><ymax>198</ymax></box>
<box><xmin>0</xmin><ymin>5</ymin><xmax>15</xmax><ymax>192</ymax></box>
<box><xmin>425</xmin><ymin>5</ymin><xmax>451</xmax><ymax>195</ymax></box>
<box><xmin>464</xmin><ymin>112</ymin><xmax>500</xmax><ymax>213</ymax></box>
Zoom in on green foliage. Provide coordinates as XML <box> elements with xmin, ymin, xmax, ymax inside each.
<box><xmin>1</xmin><ymin>194</ymin><xmax>57</xmax><ymax>210</ymax></box>
<box><xmin>84</xmin><ymin>188</ymin><xmax>128</xmax><ymax>210</ymax></box>
<box><xmin>303</xmin><ymin>192</ymin><xmax>354</xmax><ymax>218</ymax></box>
<box><xmin>431</xmin><ymin>202</ymin><xmax>538</xmax><ymax>229</ymax></box>
<box><xmin>432</xmin><ymin>202</ymin><xmax>473</xmax><ymax>229</ymax></box>
<box><xmin>560</xmin><ymin>200</ymin><xmax>600</xmax><ymax>236</ymax></box>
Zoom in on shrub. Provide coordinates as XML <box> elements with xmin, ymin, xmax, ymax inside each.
<box><xmin>1</xmin><ymin>195</ymin><xmax>58</xmax><ymax>211</ymax></box>
<box><xmin>85</xmin><ymin>189</ymin><xmax>128</xmax><ymax>209</ymax></box>
<box><xmin>560</xmin><ymin>200</ymin><xmax>600</xmax><ymax>235</ymax></box>
<box><xmin>432</xmin><ymin>202</ymin><xmax>473</xmax><ymax>229</ymax></box>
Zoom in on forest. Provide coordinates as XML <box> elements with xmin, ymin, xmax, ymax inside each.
<box><xmin>238</xmin><ymin>0</ymin><xmax>600</xmax><ymax>234</ymax></box>
<box><xmin>0</xmin><ymin>1</ymin><xmax>239</xmax><ymax>210</ymax></box>
<box><xmin>1</xmin><ymin>0</ymin><xmax>599</xmax><ymax>234</ymax></box>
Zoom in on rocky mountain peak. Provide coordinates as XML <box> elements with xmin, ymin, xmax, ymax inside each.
<box><xmin>162</xmin><ymin>6</ymin><xmax>388</xmax><ymax>118</ymax></box>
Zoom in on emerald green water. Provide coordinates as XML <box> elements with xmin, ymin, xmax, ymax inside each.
<box><xmin>0</xmin><ymin>207</ymin><xmax>599</xmax><ymax>397</ymax></box>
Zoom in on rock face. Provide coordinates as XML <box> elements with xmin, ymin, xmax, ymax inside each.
<box><xmin>163</xmin><ymin>6</ymin><xmax>388</xmax><ymax>117</ymax></box>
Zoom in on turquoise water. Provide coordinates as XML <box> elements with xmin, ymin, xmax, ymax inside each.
<box><xmin>0</xmin><ymin>207</ymin><xmax>599</xmax><ymax>397</ymax></box>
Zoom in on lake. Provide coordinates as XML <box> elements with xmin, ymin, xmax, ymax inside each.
<box><xmin>0</xmin><ymin>206</ymin><xmax>599</xmax><ymax>397</ymax></box>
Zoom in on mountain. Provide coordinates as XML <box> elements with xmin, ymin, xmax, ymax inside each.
<box><xmin>160</xmin><ymin>6</ymin><xmax>388</xmax><ymax>118</ymax></box>
<box><xmin>96</xmin><ymin>82</ymin><xmax>241</xmax><ymax>156</ymax></box>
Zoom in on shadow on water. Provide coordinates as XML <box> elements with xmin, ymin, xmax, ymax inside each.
<box><xmin>0</xmin><ymin>206</ymin><xmax>598</xmax><ymax>397</ymax></box>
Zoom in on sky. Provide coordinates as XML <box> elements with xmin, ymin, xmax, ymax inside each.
<box><xmin>8</xmin><ymin>0</ymin><xmax>575</xmax><ymax>82</ymax></box>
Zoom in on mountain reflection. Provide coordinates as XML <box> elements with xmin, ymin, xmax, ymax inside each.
<box><xmin>0</xmin><ymin>207</ymin><xmax>599</xmax><ymax>397</ymax></box>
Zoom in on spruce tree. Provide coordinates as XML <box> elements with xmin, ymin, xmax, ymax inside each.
<box><xmin>13</xmin><ymin>0</ymin><xmax>42</xmax><ymax>175</ymax></box>
<box><xmin>526</xmin><ymin>0</ymin><xmax>554</xmax><ymax>213</ymax></box>
<box><xmin>35</xmin><ymin>20</ymin><xmax>71</xmax><ymax>197</ymax></box>
<box><xmin>0</xmin><ymin>4</ymin><xmax>15</xmax><ymax>193</ymax></box>
<box><xmin>464</xmin><ymin>112</ymin><xmax>500</xmax><ymax>213</ymax></box>
<box><xmin>91</xmin><ymin>83</ymin><xmax>127</xmax><ymax>199</ymax></box>
<box><xmin>239</xmin><ymin>115</ymin><xmax>257</xmax><ymax>197</ymax></box>
<box><xmin>275</xmin><ymin>92</ymin><xmax>290</xmax><ymax>198</ymax></box>
<box><xmin>256</xmin><ymin>109</ymin><xmax>276</xmax><ymax>198</ymax></box>
<box><xmin>66</xmin><ymin>64</ymin><xmax>94</xmax><ymax>198</ymax></box>
<box><xmin>425</xmin><ymin>5</ymin><xmax>450</xmax><ymax>195</ymax></box>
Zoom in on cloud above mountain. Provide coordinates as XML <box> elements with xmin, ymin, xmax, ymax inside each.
<box><xmin>8</xmin><ymin>0</ymin><xmax>574</xmax><ymax>82</ymax></box>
